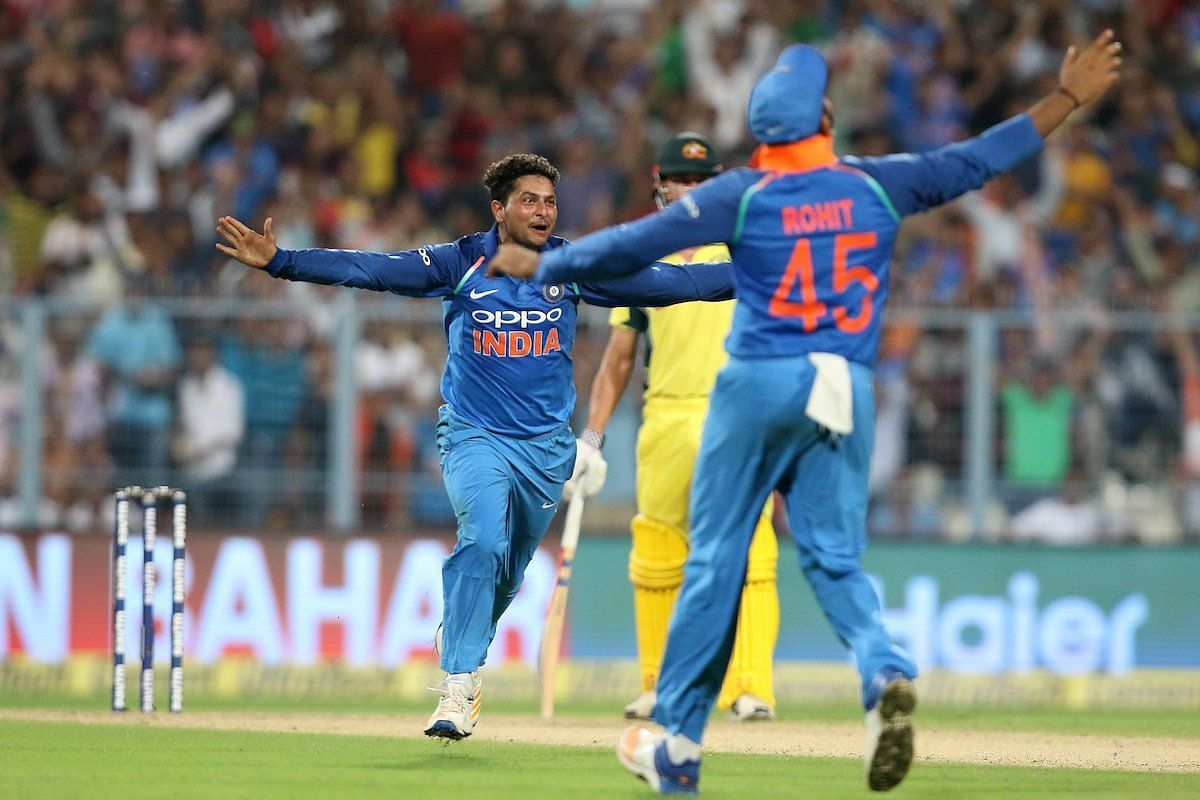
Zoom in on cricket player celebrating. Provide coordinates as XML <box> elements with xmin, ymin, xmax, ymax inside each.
<box><xmin>489</xmin><ymin>33</ymin><xmax>1122</xmax><ymax>794</ymax></box>
<box><xmin>576</xmin><ymin>132</ymin><xmax>778</xmax><ymax>723</ymax></box>
<box><xmin>215</xmin><ymin>153</ymin><xmax>736</xmax><ymax>742</ymax></box>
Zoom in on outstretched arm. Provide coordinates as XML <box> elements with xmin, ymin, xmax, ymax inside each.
<box><xmin>847</xmin><ymin>30</ymin><xmax>1122</xmax><ymax>218</ymax></box>
<box><xmin>575</xmin><ymin>261</ymin><xmax>735</xmax><ymax>308</ymax></box>
<box><xmin>585</xmin><ymin>323</ymin><xmax>639</xmax><ymax>439</ymax></box>
<box><xmin>488</xmin><ymin>170</ymin><xmax>751</xmax><ymax>284</ymax></box>
<box><xmin>216</xmin><ymin>215</ymin><xmax>456</xmax><ymax>297</ymax></box>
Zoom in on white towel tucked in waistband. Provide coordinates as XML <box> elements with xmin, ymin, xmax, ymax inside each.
<box><xmin>805</xmin><ymin>352</ymin><xmax>854</xmax><ymax>435</ymax></box>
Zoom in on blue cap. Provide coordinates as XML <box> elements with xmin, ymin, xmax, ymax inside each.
<box><xmin>747</xmin><ymin>45</ymin><xmax>829</xmax><ymax>144</ymax></box>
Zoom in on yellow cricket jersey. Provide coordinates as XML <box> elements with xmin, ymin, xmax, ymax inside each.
<box><xmin>609</xmin><ymin>243</ymin><xmax>734</xmax><ymax>400</ymax></box>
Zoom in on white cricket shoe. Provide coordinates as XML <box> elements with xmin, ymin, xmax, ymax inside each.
<box><xmin>616</xmin><ymin>726</ymin><xmax>700</xmax><ymax>795</ymax></box>
<box><xmin>864</xmin><ymin>672</ymin><xmax>916</xmax><ymax>791</ymax></box>
<box><xmin>623</xmin><ymin>690</ymin><xmax>656</xmax><ymax>720</ymax></box>
<box><xmin>728</xmin><ymin>693</ymin><xmax>776</xmax><ymax>722</ymax></box>
<box><xmin>424</xmin><ymin>672</ymin><xmax>482</xmax><ymax>740</ymax></box>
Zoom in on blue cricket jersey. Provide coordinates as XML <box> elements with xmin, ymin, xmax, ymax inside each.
<box><xmin>535</xmin><ymin>114</ymin><xmax>1044</xmax><ymax>367</ymax></box>
<box><xmin>265</xmin><ymin>225</ymin><xmax>733</xmax><ymax>437</ymax></box>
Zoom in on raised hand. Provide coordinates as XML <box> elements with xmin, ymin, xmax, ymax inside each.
<box><xmin>216</xmin><ymin>215</ymin><xmax>277</xmax><ymax>269</ymax></box>
<box><xmin>1029</xmin><ymin>29</ymin><xmax>1122</xmax><ymax>137</ymax></box>
<box><xmin>1058</xmin><ymin>29</ymin><xmax>1122</xmax><ymax>108</ymax></box>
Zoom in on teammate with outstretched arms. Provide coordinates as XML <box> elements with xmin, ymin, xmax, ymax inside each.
<box><xmin>576</xmin><ymin>132</ymin><xmax>779</xmax><ymax>723</ymax></box>
<box><xmin>490</xmin><ymin>33</ymin><xmax>1122</xmax><ymax>794</ymax></box>
<box><xmin>215</xmin><ymin>154</ymin><xmax>736</xmax><ymax>742</ymax></box>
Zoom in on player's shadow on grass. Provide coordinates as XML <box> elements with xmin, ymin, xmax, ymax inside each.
<box><xmin>371</xmin><ymin>749</ymin><xmax>497</xmax><ymax>772</ymax></box>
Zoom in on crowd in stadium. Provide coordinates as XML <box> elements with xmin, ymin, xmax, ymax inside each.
<box><xmin>2</xmin><ymin>0</ymin><xmax>1199</xmax><ymax>543</ymax></box>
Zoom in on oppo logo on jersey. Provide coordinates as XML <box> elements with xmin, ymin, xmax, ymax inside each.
<box><xmin>471</xmin><ymin>307</ymin><xmax>563</xmax><ymax>328</ymax></box>
<box><xmin>470</xmin><ymin>307</ymin><xmax>564</xmax><ymax>358</ymax></box>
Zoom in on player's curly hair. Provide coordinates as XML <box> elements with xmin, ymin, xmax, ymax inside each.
<box><xmin>482</xmin><ymin>154</ymin><xmax>560</xmax><ymax>203</ymax></box>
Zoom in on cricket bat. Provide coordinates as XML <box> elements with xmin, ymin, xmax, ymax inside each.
<box><xmin>538</xmin><ymin>492</ymin><xmax>586</xmax><ymax>719</ymax></box>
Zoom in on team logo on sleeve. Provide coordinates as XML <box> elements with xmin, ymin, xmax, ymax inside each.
<box><xmin>542</xmin><ymin>284</ymin><xmax>566</xmax><ymax>303</ymax></box>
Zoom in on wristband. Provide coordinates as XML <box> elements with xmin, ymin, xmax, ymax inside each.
<box><xmin>581</xmin><ymin>427</ymin><xmax>605</xmax><ymax>449</ymax></box>
<box><xmin>1056</xmin><ymin>86</ymin><xmax>1081</xmax><ymax>110</ymax></box>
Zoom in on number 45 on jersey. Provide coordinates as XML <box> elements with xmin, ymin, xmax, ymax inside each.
<box><xmin>769</xmin><ymin>232</ymin><xmax>879</xmax><ymax>334</ymax></box>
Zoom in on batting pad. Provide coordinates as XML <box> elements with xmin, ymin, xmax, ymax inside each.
<box><xmin>629</xmin><ymin>515</ymin><xmax>688</xmax><ymax>692</ymax></box>
<box><xmin>719</xmin><ymin>512</ymin><xmax>781</xmax><ymax>710</ymax></box>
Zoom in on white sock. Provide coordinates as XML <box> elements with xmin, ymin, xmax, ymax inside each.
<box><xmin>665</xmin><ymin>734</ymin><xmax>701</xmax><ymax>763</ymax></box>
<box><xmin>447</xmin><ymin>672</ymin><xmax>474</xmax><ymax>686</ymax></box>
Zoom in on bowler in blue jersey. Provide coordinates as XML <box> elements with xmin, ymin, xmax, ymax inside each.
<box><xmin>490</xmin><ymin>34</ymin><xmax>1123</xmax><ymax>795</ymax></box>
<box><xmin>216</xmin><ymin>154</ymin><xmax>735</xmax><ymax>742</ymax></box>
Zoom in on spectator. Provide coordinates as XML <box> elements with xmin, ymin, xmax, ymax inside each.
<box><xmin>85</xmin><ymin>283</ymin><xmax>182</xmax><ymax>476</ymax></box>
<box><xmin>204</xmin><ymin>111</ymin><xmax>280</xmax><ymax>224</ymax></box>
<box><xmin>1170</xmin><ymin>324</ymin><xmax>1200</xmax><ymax>539</ymax></box>
<box><xmin>175</xmin><ymin>337</ymin><xmax>244</xmax><ymax>527</ymax></box>
<box><xmin>37</xmin><ymin>183</ymin><xmax>130</xmax><ymax>304</ymax></box>
<box><xmin>354</xmin><ymin>91</ymin><xmax>405</xmax><ymax>199</ymax></box>
<box><xmin>898</xmin><ymin>208</ymin><xmax>974</xmax><ymax>306</ymax></box>
<box><xmin>1152</xmin><ymin>162</ymin><xmax>1200</xmax><ymax>247</ymax></box>
<box><xmin>1001</xmin><ymin>355</ymin><xmax>1074</xmax><ymax>506</ymax></box>
<box><xmin>552</xmin><ymin>134</ymin><xmax>621</xmax><ymax>238</ymax></box>
<box><xmin>1</xmin><ymin>0</ymin><xmax>1199</xmax><ymax>536</ymax></box>
<box><xmin>220</xmin><ymin>318</ymin><xmax>308</xmax><ymax>527</ymax></box>
<box><xmin>43</xmin><ymin>321</ymin><xmax>110</xmax><ymax>531</ymax></box>
<box><xmin>957</xmin><ymin>145</ymin><xmax>1064</xmax><ymax>286</ymax></box>
<box><xmin>392</xmin><ymin>0</ymin><xmax>471</xmax><ymax>103</ymax></box>
<box><xmin>162</xmin><ymin>212</ymin><xmax>211</xmax><ymax>296</ymax></box>
<box><xmin>868</xmin><ymin>467</ymin><xmax>943</xmax><ymax>542</ymax></box>
<box><xmin>1008</xmin><ymin>467</ymin><xmax>1105</xmax><ymax>546</ymax></box>
<box><xmin>824</xmin><ymin>3</ymin><xmax>891</xmax><ymax>148</ymax></box>
<box><xmin>683</xmin><ymin>2</ymin><xmax>777</xmax><ymax>151</ymax></box>
<box><xmin>2</xmin><ymin>164</ymin><xmax>69</xmax><ymax>293</ymax></box>
<box><xmin>868</xmin><ymin>354</ymin><xmax>910</xmax><ymax>498</ymax></box>
<box><xmin>1054</xmin><ymin>124</ymin><xmax>1112</xmax><ymax>232</ymax></box>
<box><xmin>356</xmin><ymin>321</ymin><xmax>438</xmax><ymax>526</ymax></box>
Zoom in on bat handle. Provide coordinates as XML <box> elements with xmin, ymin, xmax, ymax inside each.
<box><xmin>561</xmin><ymin>492</ymin><xmax>586</xmax><ymax>549</ymax></box>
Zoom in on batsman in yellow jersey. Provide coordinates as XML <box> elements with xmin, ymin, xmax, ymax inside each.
<box><xmin>570</xmin><ymin>133</ymin><xmax>779</xmax><ymax>722</ymax></box>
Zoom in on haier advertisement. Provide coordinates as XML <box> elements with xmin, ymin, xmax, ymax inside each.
<box><xmin>1</xmin><ymin>533</ymin><xmax>1196</xmax><ymax>674</ymax></box>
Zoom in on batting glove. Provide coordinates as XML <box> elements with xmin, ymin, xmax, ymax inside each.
<box><xmin>565</xmin><ymin>428</ymin><xmax>608</xmax><ymax>499</ymax></box>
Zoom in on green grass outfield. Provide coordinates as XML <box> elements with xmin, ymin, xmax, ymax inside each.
<box><xmin>4</xmin><ymin>690</ymin><xmax>1200</xmax><ymax>738</ymax></box>
<box><xmin>0</xmin><ymin>717</ymin><xmax>1198</xmax><ymax>800</ymax></box>
<box><xmin>1</xmin><ymin>694</ymin><xmax>1198</xmax><ymax>799</ymax></box>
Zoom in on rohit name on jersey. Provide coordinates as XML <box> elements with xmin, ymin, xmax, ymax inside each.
<box><xmin>782</xmin><ymin>199</ymin><xmax>854</xmax><ymax>235</ymax></box>
<box><xmin>470</xmin><ymin>307</ymin><xmax>563</xmax><ymax>357</ymax></box>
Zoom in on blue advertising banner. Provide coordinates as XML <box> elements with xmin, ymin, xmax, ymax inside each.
<box><xmin>569</xmin><ymin>540</ymin><xmax>1200</xmax><ymax>675</ymax></box>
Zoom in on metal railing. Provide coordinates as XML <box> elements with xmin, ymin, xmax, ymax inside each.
<box><xmin>3</xmin><ymin>295</ymin><xmax>1197</xmax><ymax>541</ymax></box>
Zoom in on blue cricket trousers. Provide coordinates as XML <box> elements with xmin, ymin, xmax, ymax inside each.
<box><xmin>435</xmin><ymin>405</ymin><xmax>575</xmax><ymax>674</ymax></box>
<box><xmin>654</xmin><ymin>355</ymin><xmax>916</xmax><ymax>742</ymax></box>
